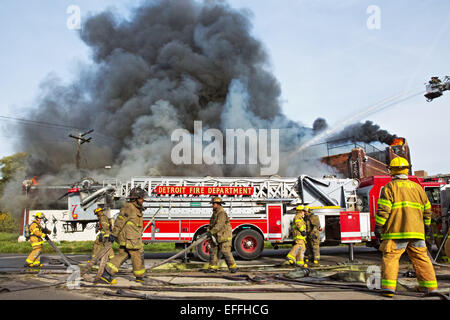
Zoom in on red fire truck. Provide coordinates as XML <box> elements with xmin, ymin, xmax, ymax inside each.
<box><xmin>23</xmin><ymin>174</ymin><xmax>449</xmax><ymax>261</ymax></box>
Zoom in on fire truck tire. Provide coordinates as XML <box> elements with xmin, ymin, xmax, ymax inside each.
<box><xmin>195</xmin><ymin>236</ymin><xmax>222</xmax><ymax>262</ymax></box>
<box><xmin>233</xmin><ymin>229</ymin><xmax>264</xmax><ymax>260</ymax></box>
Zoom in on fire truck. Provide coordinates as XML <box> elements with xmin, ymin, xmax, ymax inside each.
<box><xmin>22</xmin><ymin>174</ymin><xmax>449</xmax><ymax>261</ymax></box>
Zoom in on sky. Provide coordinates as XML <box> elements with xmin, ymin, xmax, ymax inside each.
<box><xmin>0</xmin><ymin>0</ymin><xmax>449</xmax><ymax>175</ymax></box>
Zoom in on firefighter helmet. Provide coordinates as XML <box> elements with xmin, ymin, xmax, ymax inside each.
<box><xmin>389</xmin><ymin>157</ymin><xmax>410</xmax><ymax>175</ymax></box>
<box><xmin>34</xmin><ymin>212</ymin><xmax>45</xmax><ymax>219</ymax></box>
<box><xmin>94</xmin><ymin>207</ymin><xmax>103</xmax><ymax>215</ymax></box>
<box><xmin>210</xmin><ymin>197</ymin><xmax>225</xmax><ymax>205</ymax></box>
<box><xmin>129</xmin><ymin>187</ymin><xmax>147</xmax><ymax>199</ymax></box>
<box><xmin>296</xmin><ymin>205</ymin><xmax>305</xmax><ymax>211</ymax></box>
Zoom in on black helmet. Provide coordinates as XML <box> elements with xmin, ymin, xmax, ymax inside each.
<box><xmin>129</xmin><ymin>187</ymin><xmax>147</xmax><ymax>200</ymax></box>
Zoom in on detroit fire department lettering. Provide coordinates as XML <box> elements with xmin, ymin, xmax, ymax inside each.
<box><xmin>155</xmin><ymin>186</ymin><xmax>254</xmax><ymax>196</ymax></box>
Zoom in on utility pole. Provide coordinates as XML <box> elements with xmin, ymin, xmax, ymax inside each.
<box><xmin>69</xmin><ymin>129</ymin><xmax>93</xmax><ymax>169</ymax></box>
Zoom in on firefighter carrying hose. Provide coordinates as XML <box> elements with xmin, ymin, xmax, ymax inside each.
<box><xmin>100</xmin><ymin>187</ymin><xmax>147</xmax><ymax>284</ymax></box>
<box><xmin>375</xmin><ymin>157</ymin><xmax>438</xmax><ymax>297</ymax></box>
<box><xmin>284</xmin><ymin>205</ymin><xmax>308</xmax><ymax>268</ymax></box>
<box><xmin>204</xmin><ymin>197</ymin><xmax>238</xmax><ymax>273</ymax></box>
<box><xmin>25</xmin><ymin>212</ymin><xmax>51</xmax><ymax>267</ymax></box>
<box><xmin>304</xmin><ymin>207</ymin><xmax>321</xmax><ymax>266</ymax></box>
<box><xmin>89</xmin><ymin>207</ymin><xmax>114</xmax><ymax>264</ymax></box>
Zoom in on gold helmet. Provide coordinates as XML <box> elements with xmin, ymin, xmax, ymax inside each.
<box><xmin>94</xmin><ymin>207</ymin><xmax>103</xmax><ymax>215</ymax></box>
<box><xmin>210</xmin><ymin>196</ymin><xmax>225</xmax><ymax>205</ymax></box>
<box><xmin>389</xmin><ymin>157</ymin><xmax>410</xmax><ymax>176</ymax></box>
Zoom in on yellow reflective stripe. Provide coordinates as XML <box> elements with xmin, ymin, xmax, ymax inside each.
<box><xmin>424</xmin><ymin>218</ymin><xmax>431</xmax><ymax>226</ymax></box>
<box><xmin>26</xmin><ymin>259</ymin><xmax>34</xmax><ymax>264</ymax></box>
<box><xmin>391</xmin><ymin>201</ymin><xmax>424</xmax><ymax>210</ymax></box>
<box><xmin>377</xmin><ymin>199</ymin><xmax>392</xmax><ymax>209</ymax></box>
<box><xmin>107</xmin><ymin>262</ymin><xmax>119</xmax><ymax>273</ymax></box>
<box><xmin>287</xmin><ymin>254</ymin><xmax>296</xmax><ymax>260</ymax></box>
<box><xmin>32</xmin><ymin>229</ymin><xmax>42</xmax><ymax>236</ymax></box>
<box><xmin>133</xmin><ymin>269</ymin><xmax>146</xmax><ymax>276</ymax></box>
<box><xmin>294</xmin><ymin>219</ymin><xmax>303</xmax><ymax>223</ymax></box>
<box><xmin>229</xmin><ymin>263</ymin><xmax>237</xmax><ymax>269</ymax></box>
<box><xmin>209</xmin><ymin>265</ymin><xmax>219</xmax><ymax>269</ymax></box>
<box><xmin>418</xmin><ymin>280</ymin><xmax>437</xmax><ymax>288</ymax></box>
<box><xmin>296</xmin><ymin>261</ymin><xmax>304</xmax><ymax>265</ymax></box>
<box><xmin>424</xmin><ymin>201</ymin><xmax>431</xmax><ymax>210</ymax></box>
<box><xmin>31</xmin><ymin>241</ymin><xmax>44</xmax><ymax>247</ymax></box>
<box><xmin>381</xmin><ymin>232</ymin><xmax>424</xmax><ymax>240</ymax></box>
<box><xmin>375</xmin><ymin>215</ymin><xmax>387</xmax><ymax>225</ymax></box>
<box><xmin>381</xmin><ymin>279</ymin><xmax>397</xmax><ymax>286</ymax></box>
<box><xmin>294</xmin><ymin>235</ymin><xmax>306</xmax><ymax>240</ymax></box>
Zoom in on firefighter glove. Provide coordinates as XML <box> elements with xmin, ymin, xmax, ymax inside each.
<box><xmin>374</xmin><ymin>226</ymin><xmax>383</xmax><ymax>239</ymax></box>
<box><xmin>107</xmin><ymin>234</ymin><xmax>117</xmax><ymax>243</ymax></box>
<box><xmin>210</xmin><ymin>235</ymin><xmax>218</xmax><ymax>245</ymax></box>
<box><xmin>424</xmin><ymin>225</ymin><xmax>432</xmax><ymax>237</ymax></box>
<box><xmin>43</xmin><ymin>227</ymin><xmax>52</xmax><ymax>235</ymax></box>
<box><xmin>300</xmin><ymin>230</ymin><xmax>307</xmax><ymax>237</ymax></box>
<box><xmin>205</xmin><ymin>231</ymin><xmax>212</xmax><ymax>239</ymax></box>
<box><xmin>98</xmin><ymin>234</ymin><xmax>104</xmax><ymax>242</ymax></box>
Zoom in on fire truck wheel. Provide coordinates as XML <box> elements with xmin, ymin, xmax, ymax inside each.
<box><xmin>195</xmin><ymin>236</ymin><xmax>223</xmax><ymax>262</ymax></box>
<box><xmin>234</xmin><ymin>229</ymin><xmax>264</xmax><ymax>260</ymax></box>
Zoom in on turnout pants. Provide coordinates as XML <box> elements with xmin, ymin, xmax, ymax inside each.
<box><xmin>106</xmin><ymin>246</ymin><xmax>145</xmax><ymax>277</ymax></box>
<box><xmin>287</xmin><ymin>239</ymin><xmax>306</xmax><ymax>265</ymax></box>
<box><xmin>209</xmin><ymin>241</ymin><xmax>236</xmax><ymax>270</ymax></box>
<box><xmin>92</xmin><ymin>237</ymin><xmax>114</xmax><ymax>260</ymax></box>
<box><xmin>26</xmin><ymin>245</ymin><xmax>42</xmax><ymax>266</ymax></box>
<box><xmin>306</xmin><ymin>230</ymin><xmax>321</xmax><ymax>261</ymax></box>
<box><xmin>381</xmin><ymin>239</ymin><xmax>438</xmax><ymax>293</ymax></box>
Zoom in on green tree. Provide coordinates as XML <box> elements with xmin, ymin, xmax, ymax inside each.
<box><xmin>0</xmin><ymin>152</ymin><xmax>28</xmax><ymax>196</ymax></box>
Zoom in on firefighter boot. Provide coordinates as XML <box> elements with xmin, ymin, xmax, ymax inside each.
<box><xmin>380</xmin><ymin>289</ymin><xmax>395</xmax><ymax>298</ymax></box>
<box><xmin>135</xmin><ymin>276</ymin><xmax>148</xmax><ymax>283</ymax></box>
<box><xmin>99</xmin><ymin>270</ymin><xmax>117</xmax><ymax>285</ymax></box>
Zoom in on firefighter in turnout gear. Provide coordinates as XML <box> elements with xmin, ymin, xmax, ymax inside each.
<box><xmin>204</xmin><ymin>197</ymin><xmax>238</xmax><ymax>273</ymax></box>
<box><xmin>304</xmin><ymin>207</ymin><xmax>321</xmax><ymax>265</ymax></box>
<box><xmin>100</xmin><ymin>187</ymin><xmax>147</xmax><ymax>284</ymax></box>
<box><xmin>25</xmin><ymin>212</ymin><xmax>50</xmax><ymax>267</ymax></box>
<box><xmin>285</xmin><ymin>205</ymin><xmax>308</xmax><ymax>268</ymax></box>
<box><xmin>375</xmin><ymin>157</ymin><xmax>438</xmax><ymax>297</ymax></box>
<box><xmin>90</xmin><ymin>207</ymin><xmax>114</xmax><ymax>263</ymax></box>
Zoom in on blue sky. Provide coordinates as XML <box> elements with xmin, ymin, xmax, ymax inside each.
<box><xmin>0</xmin><ymin>0</ymin><xmax>449</xmax><ymax>175</ymax></box>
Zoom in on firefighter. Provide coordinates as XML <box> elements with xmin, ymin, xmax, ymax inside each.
<box><xmin>285</xmin><ymin>205</ymin><xmax>308</xmax><ymax>268</ymax></box>
<box><xmin>204</xmin><ymin>197</ymin><xmax>238</xmax><ymax>273</ymax></box>
<box><xmin>100</xmin><ymin>187</ymin><xmax>147</xmax><ymax>284</ymax></box>
<box><xmin>25</xmin><ymin>212</ymin><xmax>51</xmax><ymax>267</ymax></box>
<box><xmin>304</xmin><ymin>207</ymin><xmax>321</xmax><ymax>266</ymax></box>
<box><xmin>90</xmin><ymin>207</ymin><xmax>114</xmax><ymax>264</ymax></box>
<box><xmin>375</xmin><ymin>157</ymin><xmax>438</xmax><ymax>297</ymax></box>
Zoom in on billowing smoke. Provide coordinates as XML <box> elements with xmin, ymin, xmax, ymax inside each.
<box><xmin>320</xmin><ymin>119</ymin><xmax>397</xmax><ymax>145</ymax></box>
<box><xmin>8</xmin><ymin>0</ymin><xmax>395</xmax><ymax>192</ymax></box>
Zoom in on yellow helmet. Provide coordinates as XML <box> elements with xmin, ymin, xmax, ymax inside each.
<box><xmin>94</xmin><ymin>207</ymin><xmax>103</xmax><ymax>215</ymax></box>
<box><xmin>34</xmin><ymin>212</ymin><xmax>45</xmax><ymax>219</ymax></box>
<box><xmin>296</xmin><ymin>205</ymin><xmax>305</xmax><ymax>211</ymax></box>
<box><xmin>389</xmin><ymin>157</ymin><xmax>410</xmax><ymax>175</ymax></box>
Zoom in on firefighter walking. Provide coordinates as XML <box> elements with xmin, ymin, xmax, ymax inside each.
<box><xmin>25</xmin><ymin>212</ymin><xmax>51</xmax><ymax>267</ymax></box>
<box><xmin>375</xmin><ymin>157</ymin><xmax>438</xmax><ymax>297</ymax></box>
<box><xmin>100</xmin><ymin>187</ymin><xmax>147</xmax><ymax>284</ymax></box>
<box><xmin>204</xmin><ymin>197</ymin><xmax>238</xmax><ymax>273</ymax></box>
<box><xmin>285</xmin><ymin>205</ymin><xmax>308</xmax><ymax>268</ymax></box>
<box><xmin>304</xmin><ymin>207</ymin><xmax>321</xmax><ymax>266</ymax></box>
<box><xmin>90</xmin><ymin>207</ymin><xmax>114</xmax><ymax>263</ymax></box>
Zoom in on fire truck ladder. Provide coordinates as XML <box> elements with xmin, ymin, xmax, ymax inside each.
<box><xmin>106</xmin><ymin>176</ymin><xmax>301</xmax><ymax>201</ymax></box>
